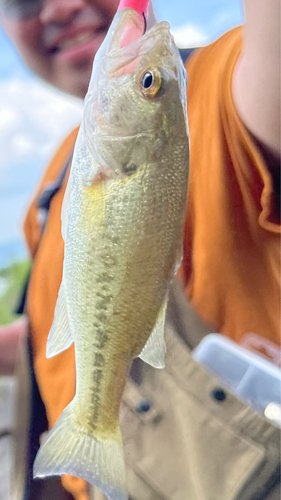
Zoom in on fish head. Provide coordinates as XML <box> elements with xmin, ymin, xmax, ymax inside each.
<box><xmin>82</xmin><ymin>7</ymin><xmax>188</xmax><ymax>181</ymax></box>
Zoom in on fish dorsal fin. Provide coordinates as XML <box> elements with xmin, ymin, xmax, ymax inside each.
<box><xmin>139</xmin><ymin>298</ymin><xmax>167</xmax><ymax>369</ymax></box>
<box><xmin>46</xmin><ymin>282</ymin><xmax>73</xmax><ymax>358</ymax></box>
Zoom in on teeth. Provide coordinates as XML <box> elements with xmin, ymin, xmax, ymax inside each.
<box><xmin>59</xmin><ymin>31</ymin><xmax>93</xmax><ymax>51</ymax></box>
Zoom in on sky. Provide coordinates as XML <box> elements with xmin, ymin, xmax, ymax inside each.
<box><xmin>0</xmin><ymin>0</ymin><xmax>243</xmax><ymax>267</ymax></box>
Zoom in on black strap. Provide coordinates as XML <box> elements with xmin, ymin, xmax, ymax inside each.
<box><xmin>179</xmin><ymin>47</ymin><xmax>196</xmax><ymax>64</ymax></box>
<box><xmin>37</xmin><ymin>153</ymin><xmax>72</xmax><ymax>235</ymax></box>
<box><xmin>16</xmin><ymin>274</ymin><xmax>30</xmax><ymax>315</ymax></box>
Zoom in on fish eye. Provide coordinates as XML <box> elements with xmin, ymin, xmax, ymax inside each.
<box><xmin>139</xmin><ymin>68</ymin><xmax>162</xmax><ymax>98</ymax></box>
<box><xmin>142</xmin><ymin>72</ymin><xmax>153</xmax><ymax>88</ymax></box>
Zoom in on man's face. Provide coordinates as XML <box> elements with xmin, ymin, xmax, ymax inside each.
<box><xmin>0</xmin><ymin>0</ymin><xmax>119</xmax><ymax>98</ymax></box>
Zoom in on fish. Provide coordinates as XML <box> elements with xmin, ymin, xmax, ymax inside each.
<box><xmin>33</xmin><ymin>3</ymin><xmax>189</xmax><ymax>500</ymax></box>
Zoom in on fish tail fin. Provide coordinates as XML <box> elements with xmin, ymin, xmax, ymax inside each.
<box><xmin>33</xmin><ymin>400</ymin><xmax>127</xmax><ymax>500</ymax></box>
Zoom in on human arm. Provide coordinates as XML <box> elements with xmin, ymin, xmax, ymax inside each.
<box><xmin>232</xmin><ymin>0</ymin><xmax>280</xmax><ymax>158</ymax></box>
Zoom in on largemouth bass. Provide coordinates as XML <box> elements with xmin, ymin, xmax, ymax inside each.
<box><xmin>34</xmin><ymin>4</ymin><xmax>189</xmax><ymax>500</ymax></box>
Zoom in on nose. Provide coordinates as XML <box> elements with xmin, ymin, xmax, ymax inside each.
<box><xmin>39</xmin><ymin>0</ymin><xmax>87</xmax><ymax>25</ymax></box>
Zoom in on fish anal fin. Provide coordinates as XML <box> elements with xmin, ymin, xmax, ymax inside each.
<box><xmin>138</xmin><ymin>299</ymin><xmax>167</xmax><ymax>369</ymax></box>
<box><xmin>46</xmin><ymin>282</ymin><xmax>73</xmax><ymax>358</ymax></box>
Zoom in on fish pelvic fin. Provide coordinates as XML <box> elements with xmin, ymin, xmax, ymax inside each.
<box><xmin>33</xmin><ymin>400</ymin><xmax>127</xmax><ymax>500</ymax></box>
<box><xmin>46</xmin><ymin>282</ymin><xmax>73</xmax><ymax>358</ymax></box>
<box><xmin>139</xmin><ymin>298</ymin><xmax>167</xmax><ymax>369</ymax></box>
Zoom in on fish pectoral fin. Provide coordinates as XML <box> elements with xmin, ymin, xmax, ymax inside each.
<box><xmin>33</xmin><ymin>399</ymin><xmax>127</xmax><ymax>500</ymax></box>
<box><xmin>138</xmin><ymin>299</ymin><xmax>167</xmax><ymax>369</ymax></box>
<box><xmin>46</xmin><ymin>282</ymin><xmax>73</xmax><ymax>358</ymax></box>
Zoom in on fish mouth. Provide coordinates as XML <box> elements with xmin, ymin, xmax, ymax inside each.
<box><xmin>107</xmin><ymin>20</ymin><xmax>172</xmax><ymax>60</ymax></box>
<box><xmin>98</xmin><ymin>8</ymin><xmax>172</xmax><ymax>74</ymax></box>
<box><xmin>104</xmin><ymin>25</ymin><xmax>174</xmax><ymax>78</ymax></box>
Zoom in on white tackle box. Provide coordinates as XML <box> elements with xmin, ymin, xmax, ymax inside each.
<box><xmin>193</xmin><ymin>334</ymin><xmax>281</xmax><ymax>426</ymax></box>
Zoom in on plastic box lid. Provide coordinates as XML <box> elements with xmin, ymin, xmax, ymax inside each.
<box><xmin>193</xmin><ymin>334</ymin><xmax>281</xmax><ymax>422</ymax></box>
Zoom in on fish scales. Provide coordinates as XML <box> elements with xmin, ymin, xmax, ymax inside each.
<box><xmin>34</xmin><ymin>7</ymin><xmax>189</xmax><ymax>500</ymax></box>
<box><xmin>68</xmin><ymin>154</ymin><xmax>186</xmax><ymax>434</ymax></box>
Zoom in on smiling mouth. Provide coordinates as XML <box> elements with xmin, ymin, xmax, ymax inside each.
<box><xmin>48</xmin><ymin>26</ymin><xmax>108</xmax><ymax>55</ymax></box>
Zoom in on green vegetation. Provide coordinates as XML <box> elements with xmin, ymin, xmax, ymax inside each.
<box><xmin>0</xmin><ymin>260</ymin><xmax>30</xmax><ymax>324</ymax></box>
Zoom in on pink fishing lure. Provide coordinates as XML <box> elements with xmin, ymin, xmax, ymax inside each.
<box><xmin>117</xmin><ymin>0</ymin><xmax>149</xmax><ymax>48</ymax></box>
<box><xmin>118</xmin><ymin>0</ymin><xmax>150</xmax><ymax>16</ymax></box>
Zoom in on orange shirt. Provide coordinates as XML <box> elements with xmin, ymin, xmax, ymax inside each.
<box><xmin>24</xmin><ymin>27</ymin><xmax>280</xmax><ymax>500</ymax></box>
<box><xmin>180</xmin><ymin>27</ymin><xmax>280</xmax><ymax>345</ymax></box>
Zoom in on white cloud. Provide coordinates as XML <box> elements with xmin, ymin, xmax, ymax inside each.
<box><xmin>0</xmin><ymin>108</ymin><xmax>18</xmax><ymax>132</ymax></box>
<box><xmin>0</xmin><ymin>79</ymin><xmax>82</xmax><ymax>192</ymax></box>
<box><xmin>0</xmin><ymin>78</ymin><xmax>82</xmax><ymax>178</ymax></box>
<box><xmin>0</xmin><ymin>80</ymin><xmax>82</xmax><ymax>172</ymax></box>
<box><xmin>0</xmin><ymin>77</ymin><xmax>83</xmax><ymax>254</ymax></box>
<box><xmin>171</xmin><ymin>23</ymin><xmax>209</xmax><ymax>48</ymax></box>
<box><xmin>12</xmin><ymin>134</ymin><xmax>37</xmax><ymax>156</ymax></box>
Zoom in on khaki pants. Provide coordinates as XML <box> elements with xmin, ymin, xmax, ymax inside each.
<box><xmin>90</xmin><ymin>323</ymin><xmax>280</xmax><ymax>500</ymax></box>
